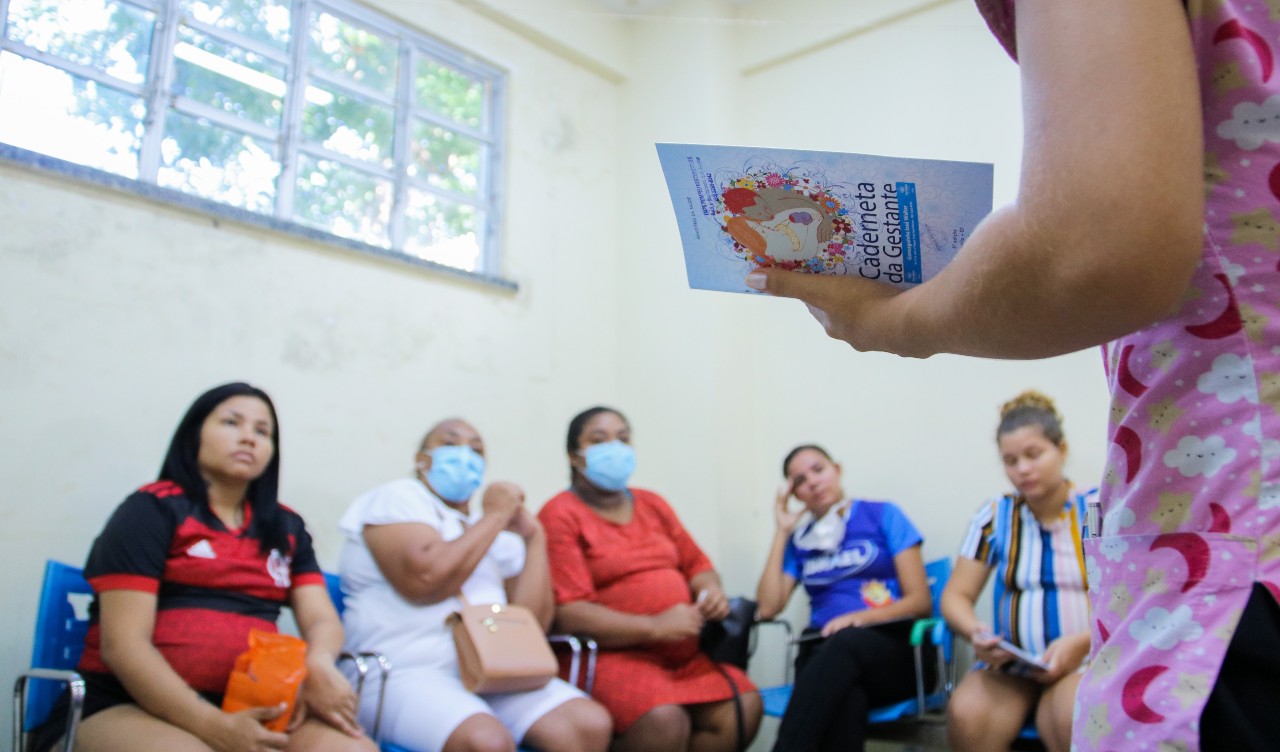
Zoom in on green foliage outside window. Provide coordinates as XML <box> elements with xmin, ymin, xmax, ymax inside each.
<box><xmin>0</xmin><ymin>0</ymin><xmax>502</xmax><ymax>275</ymax></box>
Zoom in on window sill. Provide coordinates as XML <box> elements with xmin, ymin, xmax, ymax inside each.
<box><xmin>0</xmin><ymin>143</ymin><xmax>519</xmax><ymax>294</ymax></box>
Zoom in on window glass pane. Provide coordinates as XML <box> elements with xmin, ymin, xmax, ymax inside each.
<box><xmin>408</xmin><ymin>120</ymin><xmax>482</xmax><ymax>197</ymax></box>
<box><xmin>414</xmin><ymin>58</ymin><xmax>485</xmax><ymax>130</ymax></box>
<box><xmin>173</xmin><ymin>26</ymin><xmax>285</xmax><ymax>128</ymax></box>
<box><xmin>157</xmin><ymin>112</ymin><xmax>279</xmax><ymax>212</ymax></box>
<box><xmin>5</xmin><ymin>0</ymin><xmax>154</xmax><ymax>84</ymax></box>
<box><xmin>403</xmin><ymin>190</ymin><xmax>482</xmax><ymax>272</ymax></box>
<box><xmin>2</xmin><ymin>0</ymin><xmax>503</xmax><ymax>277</ymax></box>
<box><xmin>302</xmin><ymin>85</ymin><xmax>394</xmax><ymax>167</ymax></box>
<box><xmin>179</xmin><ymin>0</ymin><xmax>290</xmax><ymax>53</ymax></box>
<box><xmin>0</xmin><ymin>52</ymin><xmax>143</xmax><ymax>176</ymax></box>
<box><xmin>308</xmin><ymin>10</ymin><xmax>396</xmax><ymax>95</ymax></box>
<box><xmin>293</xmin><ymin>154</ymin><xmax>392</xmax><ymax>247</ymax></box>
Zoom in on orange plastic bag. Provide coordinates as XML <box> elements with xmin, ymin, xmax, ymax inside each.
<box><xmin>221</xmin><ymin>629</ymin><xmax>308</xmax><ymax>732</ymax></box>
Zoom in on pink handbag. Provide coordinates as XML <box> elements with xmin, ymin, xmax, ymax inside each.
<box><xmin>447</xmin><ymin>600</ymin><xmax>558</xmax><ymax>694</ymax></box>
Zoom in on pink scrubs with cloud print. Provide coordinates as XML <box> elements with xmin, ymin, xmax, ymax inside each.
<box><xmin>977</xmin><ymin>1</ymin><xmax>1280</xmax><ymax>750</ymax></box>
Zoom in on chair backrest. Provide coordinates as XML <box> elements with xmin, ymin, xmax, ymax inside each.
<box><xmin>924</xmin><ymin>557</ymin><xmax>952</xmax><ymax>621</ymax></box>
<box><xmin>324</xmin><ymin>571</ymin><xmax>345</xmax><ymax>616</ymax></box>
<box><xmin>923</xmin><ymin>556</ymin><xmax>954</xmax><ymax>664</ymax></box>
<box><xmin>27</xmin><ymin>560</ymin><xmax>93</xmax><ymax>730</ymax></box>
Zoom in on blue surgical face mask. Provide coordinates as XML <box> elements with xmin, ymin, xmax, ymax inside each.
<box><xmin>580</xmin><ymin>441</ymin><xmax>636</xmax><ymax>492</ymax></box>
<box><xmin>424</xmin><ymin>445</ymin><xmax>485</xmax><ymax>502</ymax></box>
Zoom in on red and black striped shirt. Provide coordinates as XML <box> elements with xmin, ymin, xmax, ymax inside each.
<box><xmin>78</xmin><ymin>481</ymin><xmax>325</xmax><ymax>693</ymax></box>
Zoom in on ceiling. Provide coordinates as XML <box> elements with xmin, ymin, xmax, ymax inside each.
<box><xmin>591</xmin><ymin>0</ymin><xmax>752</xmax><ymax>12</ymax></box>
<box><xmin>592</xmin><ymin>0</ymin><xmax>676</xmax><ymax>9</ymax></box>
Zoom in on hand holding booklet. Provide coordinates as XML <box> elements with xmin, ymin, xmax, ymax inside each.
<box><xmin>656</xmin><ymin>143</ymin><xmax>994</xmax><ymax>294</ymax></box>
<box><xmin>976</xmin><ymin>631</ymin><xmax>1051</xmax><ymax>676</ymax></box>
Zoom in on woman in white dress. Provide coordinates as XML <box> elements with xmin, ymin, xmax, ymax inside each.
<box><xmin>336</xmin><ymin>418</ymin><xmax>611</xmax><ymax>752</ymax></box>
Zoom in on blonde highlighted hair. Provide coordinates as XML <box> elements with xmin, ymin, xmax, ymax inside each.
<box><xmin>996</xmin><ymin>389</ymin><xmax>1064</xmax><ymax>445</ymax></box>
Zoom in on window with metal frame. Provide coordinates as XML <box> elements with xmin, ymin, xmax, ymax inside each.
<box><xmin>0</xmin><ymin>0</ymin><xmax>506</xmax><ymax>276</ymax></box>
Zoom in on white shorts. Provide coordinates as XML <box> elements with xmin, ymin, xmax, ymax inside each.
<box><xmin>357</xmin><ymin>666</ymin><xmax>586</xmax><ymax>752</ymax></box>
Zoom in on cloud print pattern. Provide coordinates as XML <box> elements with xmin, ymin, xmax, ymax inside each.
<box><xmin>1216</xmin><ymin>94</ymin><xmax>1280</xmax><ymax>150</ymax></box>
<box><xmin>1162</xmin><ymin>435</ymin><xmax>1237</xmax><ymax>478</ymax></box>
<box><xmin>1128</xmin><ymin>606</ymin><xmax>1204</xmax><ymax>651</ymax></box>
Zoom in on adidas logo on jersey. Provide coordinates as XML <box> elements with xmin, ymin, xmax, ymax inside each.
<box><xmin>186</xmin><ymin>539</ymin><xmax>217</xmax><ymax>559</ymax></box>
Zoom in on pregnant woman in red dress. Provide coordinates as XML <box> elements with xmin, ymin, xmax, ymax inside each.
<box><xmin>538</xmin><ymin>406</ymin><xmax>761</xmax><ymax>752</ymax></box>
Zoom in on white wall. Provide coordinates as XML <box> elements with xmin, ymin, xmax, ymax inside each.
<box><xmin>0</xmin><ymin>0</ymin><xmax>626</xmax><ymax>733</ymax></box>
<box><xmin>614</xmin><ymin>0</ymin><xmax>1110</xmax><ymax>617</ymax></box>
<box><xmin>601</xmin><ymin>5</ymin><xmax>1110</xmax><ymax>747</ymax></box>
<box><xmin>1</xmin><ymin>0</ymin><xmax>1112</xmax><ymax>745</ymax></box>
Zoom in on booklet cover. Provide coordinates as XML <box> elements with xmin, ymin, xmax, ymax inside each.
<box><xmin>656</xmin><ymin>142</ymin><xmax>995</xmax><ymax>294</ymax></box>
<box><xmin>976</xmin><ymin>632</ymin><xmax>1051</xmax><ymax>677</ymax></box>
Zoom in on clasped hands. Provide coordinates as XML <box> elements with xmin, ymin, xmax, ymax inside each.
<box><xmin>481</xmin><ymin>481</ymin><xmax>541</xmax><ymax>540</ymax></box>
<box><xmin>649</xmin><ymin>583</ymin><xmax>731</xmax><ymax>642</ymax></box>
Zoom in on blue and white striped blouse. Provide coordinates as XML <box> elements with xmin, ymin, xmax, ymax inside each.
<box><xmin>956</xmin><ymin>487</ymin><xmax>1096</xmax><ymax>653</ymax></box>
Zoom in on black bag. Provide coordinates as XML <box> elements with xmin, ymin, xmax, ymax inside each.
<box><xmin>700</xmin><ymin>596</ymin><xmax>758</xmax><ymax>752</ymax></box>
<box><xmin>699</xmin><ymin>596</ymin><xmax>758</xmax><ymax>670</ymax></box>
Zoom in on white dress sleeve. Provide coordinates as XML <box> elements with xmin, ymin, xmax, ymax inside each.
<box><xmin>338</xmin><ymin>478</ymin><xmax>443</xmax><ymax>541</ymax></box>
<box><xmin>488</xmin><ymin>531</ymin><xmax>527</xmax><ymax>580</ymax></box>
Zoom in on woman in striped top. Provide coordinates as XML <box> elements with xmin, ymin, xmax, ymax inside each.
<box><xmin>941</xmin><ymin>391</ymin><xmax>1093</xmax><ymax>752</ymax></box>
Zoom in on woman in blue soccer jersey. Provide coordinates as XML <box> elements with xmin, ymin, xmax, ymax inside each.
<box><xmin>42</xmin><ymin>383</ymin><xmax>377</xmax><ymax>752</ymax></box>
<box><xmin>755</xmin><ymin>444</ymin><xmax>933</xmax><ymax>752</ymax></box>
<box><xmin>940</xmin><ymin>391</ymin><xmax>1093</xmax><ymax>752</ymax></box>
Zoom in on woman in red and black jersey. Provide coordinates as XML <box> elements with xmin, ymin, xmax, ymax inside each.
<box><xmin>42</xmin><ymin>383</ymin><xmax>376</xmax><ymax>752</ymax></box>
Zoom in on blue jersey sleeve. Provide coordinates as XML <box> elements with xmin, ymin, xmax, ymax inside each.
<box><xmin>781</xmin><ymin>537</ymin><xmax>801</xmax><ymax>580</ymax></box>
<box><xmin>879</xmin><ymin>502</ymin><xmax>924</xmax><ymax>555</ymax></box>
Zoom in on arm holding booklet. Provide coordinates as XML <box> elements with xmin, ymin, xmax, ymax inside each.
<box><xmin>731</xmin><ymin>1</ymin><xmax>1202</xmax><ymax>360</ymax></box>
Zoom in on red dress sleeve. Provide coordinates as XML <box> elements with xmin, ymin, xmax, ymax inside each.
<box><xmin>538</xmin><ymin>492</ymin><xmax>598</xmax><ymax>604</ymax></box>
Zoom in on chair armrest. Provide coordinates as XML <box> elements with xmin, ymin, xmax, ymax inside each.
<box><xmin>931</xmin><ymin>621</ymin><xmax>956</xmax><ymax>697</ymax></box>
<box><xmin>753</xmin><ymin>617</ymin><xmax>793</xmax><ymax>643</ymax></box>
<box><xmin>752</xmin><ymin>617</ymin><xmax>795</xmax><ymax>684</ymax></box>
<box><xmin>337</xmin><ymin>651</ymin><xmax>390</xmax><ymax>742</ymax></box>
<box><xmin>13</xmin><ymin>668</ymin><xmax>85</xmax><ymax>752</ymax></box>
<box><xmin>547</xmin><ymin>635</ymin><xmax>599</xmax><ymax>694</ymax></box>
<box><xmin>905</xmin><ymin>617</ymin><xmax>956</xmax><ymax>717</ymax></box>
<box><xmin>581</xmin><ymin>637</ymin><xmax>598</xmax><ymax>695</ymax></box>
<box><xmin>546</xmin><ymin>634</ymin><xmax>582</xmax><ymax>689</ymax></box>
<box><xmin>747</xmin><ymin>616</ymin><xmax>793</xmax><ymax>685</ymax></box>
<box><xmin>909</xmin><ymin>617</ymin><xmax>942</xmax><ymax>646</ymax></box>
<box><xmin>336</xmin><ymin>651</ymin><xmax>368</xmax><ymax>695</ymax></box>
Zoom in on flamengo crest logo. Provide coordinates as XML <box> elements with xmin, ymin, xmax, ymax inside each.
<box><xmin>267</xmin><ymin>549</ymin><xmax>292</xmax><ymax>588</ymax></box>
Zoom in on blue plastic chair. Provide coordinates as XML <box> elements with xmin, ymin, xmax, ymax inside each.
<box><xmin>12</xmin><ymin>561</ymin><xmax>402</xmax><ymax>752</ymax></box>
<box><xmin>1011</xmin><ymin>715</ymin><xmax>1046</xmax><ymax>752</ymax></box>
<box><xmin>12</xmin><ymin>560</ymin><xmax>91</xmax><ymax>752</ymax></box>
<box><xmin>757</xmin><ymin>557</ymin><xmax>956</xmax><ymax>726</ymax></box>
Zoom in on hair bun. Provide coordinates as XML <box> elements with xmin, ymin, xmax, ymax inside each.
<box><xmin>1000</xmin><ymin>389</ymin><xmax>1059</xmax><ymax>421</ymax></box>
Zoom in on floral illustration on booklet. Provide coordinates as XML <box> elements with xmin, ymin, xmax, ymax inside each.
<box><xmin>717</xmin><ymin>163</ymin><xmax>859</xmax><ymax>274</ymax></box>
